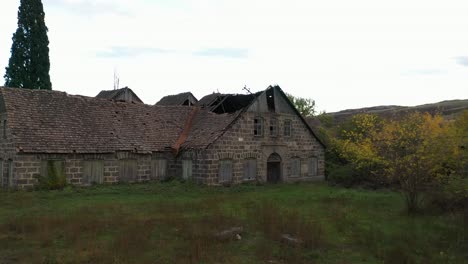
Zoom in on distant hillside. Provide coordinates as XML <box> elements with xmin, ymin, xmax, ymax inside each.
<box><xmin>306</xmin><ymin>99</ymin><xmax>468</xmax><ymax>130</ymax></box>
<box><xmin>328</xmin><ymin>99</ymin><xmax>468</xmax><ymax>124</ymax></box>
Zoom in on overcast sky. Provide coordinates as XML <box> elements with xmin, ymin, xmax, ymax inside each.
<box><xmin>1</xmin><ymin>0</ymin><xmax>467</xmax><ymax>112</ymax></box>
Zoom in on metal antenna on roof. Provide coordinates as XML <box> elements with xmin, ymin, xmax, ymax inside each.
<box><xmin>243</xmin><ymin>85</ymin><xmax>252</xmax><ymax>95</ymax></box>
<box><xmin>113</xmin><ymin>68</ymin><xmax>120</xmax><ymax>90</ymax></box>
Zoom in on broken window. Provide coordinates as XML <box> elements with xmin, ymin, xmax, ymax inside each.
<box><xmin>284</xmin><ymin>119</ymin><xmax>292</xmax><ymax>137</ymax></box>
<box><xmin>308</xmin><ymin>157</ymin><xmax>318</xmax><ymax>177</ymax></box>
<box><xmin>254</xmin><ymin>117</ymin><xmax>263</xmax><ymax>136</ymax></box>
<box><xmin>270</xmin><ymin>117</ymin><xmax>278</xmax><ymax>137</ymax></box>
<box><xmin>219</xmin><ymin>159</ymin><xmax>233</xmax><ymax>183</ymax></box>
<box><xmin>83</xmin><ymin>160</ymin><xmax>104</xmax><ymax>185</ymax></box>
<box><xmin>266</xmin><ymin>88</ymin><xmax>275</xmax><ymax>112</ymax></box>
<box><xmin>119</xmin><ymin>159</ymin><xmax>137</xmax><ymax>182</ymax></box>
<box><xmin>151</xmin><ymin>159</ymin><xmax>167</xmax><ymax>181</ymax></box>
<box><xmin>182</xmin><ymin>159</ymin><xmax>193</xmax><ymax>180</ymax></box>
<box><xmin>243</xmin><ymin>159</ymin><xmax>257</xmax><ymax>180</ymax></box>
<box><xmin>291</xmin><ymin>157</ymin><xmax>301</xmax><ymax>177</ymax></box>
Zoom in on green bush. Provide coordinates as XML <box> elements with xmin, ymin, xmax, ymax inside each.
<box><xmin>36</xmin><ymin>161</ymin><xmax>67</xmax><ymax>190</ymax></box>
<box><xmin>427</xmin><ymin>176</ymin><xmax>468</xmax><ymax>212</ymax></box>
<box><xmin>327</xmin><ymin>164</ymin><xmax>357</xmax><ymax>187</ymax></box>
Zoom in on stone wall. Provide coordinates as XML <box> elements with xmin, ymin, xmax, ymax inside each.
<box><xmin>199</xmin><ymin>111</ymin><xmax>325</xmax><ymax>185</ymax></box>
<box><xmin>11</xmin><ymin>151</ymin><xmax>179</xmax><ymax>189</ymax></box>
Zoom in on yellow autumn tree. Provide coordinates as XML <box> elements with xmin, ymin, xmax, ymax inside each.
<box><xmin>378</xmin><ymin>113</ymin><xmax>453</xmax><ymax>212</ymax></box>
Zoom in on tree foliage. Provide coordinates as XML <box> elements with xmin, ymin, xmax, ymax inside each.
<box><xmin>4</xmin><ymin>0</ymin><xmax>52</xmax><ymax>90</ymax></box>
<box><xmin>287</xmin><ymin>93</ymin><xmax>316</xmax><ymax>117</ymax></box>
<box><xmin>332</xmin><ymin>112</ymin><xmax>466</xmax><ymax>212</ymax></box>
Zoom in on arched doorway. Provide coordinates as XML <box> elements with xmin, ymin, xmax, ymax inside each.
<box><xmin>267</xmin><ymin>153</ymin><xmax>282</xmax><ymax>183</ymax></box>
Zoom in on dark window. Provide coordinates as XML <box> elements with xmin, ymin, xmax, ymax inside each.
<box><xmin>266</xmin><ymin>88</ymin><xmax>275</xmax><ymax>112</ymax></box>
<box><xmin>308</xmin><ymin>157</ymin><xmax>318</xmax><ymax>177</ymax></box>
<box><xmin>284</xmin><ymin>119</ymin><xmax>292</xmax><ymax>137</ymax></box>
<box><xmin>83</xmin><ymin>160</ymin><xmax>104</xmax><ymax>184</ymax></box>
<box><xmin>243</xmin><ymin>159</ymin><xmax>257</xmax><ymax>180</ymax></box>
<box><xmin>151</xmin><ymin>159</ymin><xmax>167</xmax><ymax>180</ymax></box>
<box><xmin>119</xmin><ymin>159</ymin><xmax>137</xmax><ymax>182</ymax></box>
<box><xmin>182</xmin><ymin>160</ymin><xmax>193</xmax><ymax>180</ymax></box>
<box><xmin>291</xmin><ymin>158</ymin><xmax>301</xmax><ymax>177</ymax></box>
<box><xmin>254</xmin><ymin>117</ymin><xmax>263</xmax><ymax>136</ymax></box>
<box><xmin>219</xmin><ymin>159</ymin><xmax>233</xmax><ymax>183</ymax></box>
<box><xmin>270</xmin><ymin>117</ymin><xmax>278</xmax><ymax>137</ymax></box>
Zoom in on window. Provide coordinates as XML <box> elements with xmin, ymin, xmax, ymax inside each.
<box><xmin>182</xmin><ymin>160</ymin><xmax>193</xmax><ymax>180</ymax></box>
<box><xmin>284</xmin><ymin>119</ymin><xmax>292</xmax><ymax>137</ymax></box>
<box><xmin>269</xmin><ymin>118</ymin><xmax>278</xmax><ymax>137</ymax></box>
<box><xmin>151</xmin><ymin>159</ymin><xmax>167</xmax><ymax>180</ymax></box>
<box><xmin>219</xmin><ymin>159</ymin><xmax>233</xmax><ymax>183</ymax></box>
<box><xmin>254</xmin><ymin>117</ymin><xmax>263</xmax><ymax>136</ymax></box>
<box><xmin>40</xmin><ymin>160</ymin><xmax>65</xmax><ymax>185</ymax></box>
<box><xmin>119</xmin><ymin>159</ymin><xmax>137</xmax><ymax>182</ymax></box>
<box><xmin>266</xmin><ymin>88</ymin><xmax>275</xmax><ymax>112</ymax></box>
<box><xmin>308</xmin><ymin>157</ymin><xmax>318</xmax><ymax>177</ymax></box>
<box><xmin>291</xmin><ymin>158</ymin><xmax>301</xmax><ymax>177</ymax></box>
<box><xmin>243</xmin><ymin>159</ymin><xmax>257</xmax><ymax>180</ymax></box>
<box><xmin>83</xmin><ymin>160</ymin><xmax>104</xmax><ymax>184</ymax></box>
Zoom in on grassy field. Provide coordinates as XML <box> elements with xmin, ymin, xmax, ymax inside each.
<box><xmin>0</xmin><ymin>182</ymin><xmax>465</xmax><ymax>264</ymax></box>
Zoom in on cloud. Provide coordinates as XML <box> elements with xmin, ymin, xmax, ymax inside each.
<box><xmin>96</xmin><ymin>46</ymin><xmax>174</xmax><ymax>58</ymax></box>
<box><xmin>193</xmin><ymin>48</ymin><xmax>249</xmax><ymax>59</ymax></box>
<box><xmin>404</xmin><ymin>69</ymin><xmax>447</xmax><ymax>76</ymax></box>
<box><xmin>45</xmin><ymin>0</ymin><xmax>131</xmax><ymax>16</ymax></box>
<box><xmin>455</xmin><ymin>56</ymin><xmax>468</xmax><ymax>67</ymax></box>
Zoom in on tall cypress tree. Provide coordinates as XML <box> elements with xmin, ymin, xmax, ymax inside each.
<box><xmin>4</xmin><ymin>0</ymin><xmax>52</xmax><ymax>90</ymax></box>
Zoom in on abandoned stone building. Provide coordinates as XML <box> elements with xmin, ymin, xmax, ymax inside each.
<box><xmin>0</xmin><ymin>85</ymin><xmax>325</xmax><ymax>189</ymax></box>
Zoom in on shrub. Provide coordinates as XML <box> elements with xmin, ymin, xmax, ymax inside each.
<box><xmin>427</xmin><ymin>176</ymin><xmax>468</xmax><ymax>212</ymax></box>
<box><xmin>36</xmin><ymin>161</ymin><xmax>67</xmax><ymax>190</ymax></box>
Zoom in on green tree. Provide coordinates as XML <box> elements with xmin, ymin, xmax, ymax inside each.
<box><xmin>4</xmin><ymin>0</ymin><xmax>52</xmax><ymax>90</ymax></box>
<box><xmin>287</xmin><ymin>93</ymin><xmax>316</xmax><ymax>117</ymax></box>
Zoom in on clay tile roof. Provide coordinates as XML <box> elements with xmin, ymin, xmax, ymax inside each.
<box><xmin>96</xmin><ymin>87</ymin><xmax>143</xmax><ymax>103</ymax></box>
<box><xmin>156</xmin><ymin>92</ymin><xmax>198</xmax><ymax>106</ymax></box>
<box><xmin>182</xmin><ymin>110</ymin><xmax>239</xmax><ymax>149</ymax></box>
<box><xmin>0</xmin><ymin>88</ymin><xmax>195</xmax><ymax>154</ymax></box>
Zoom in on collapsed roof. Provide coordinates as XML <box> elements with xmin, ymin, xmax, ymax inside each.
<box><xmin>198</xmin><ymin>92</ymin><xmax>262</xmax><ymax>114</ymax></box>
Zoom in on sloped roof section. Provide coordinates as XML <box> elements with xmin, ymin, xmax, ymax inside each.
<box><xmin>182</xmin><ymin>110</ymin><xmax>240</xmax><ymax>149</ymax></box>
<box><xmin>156</xmin><ymin>92</ymin><xmax>198</xmax><ymax>106</ymax></box>
<box><xmin>0</xmin><ymin>88</ymin><xmax>193</xmax><ymax>154</ymax></box>
<box><xmin>198</xmin><ymin>92</ymin><xmax>261</xmax><ymax>114</ymax></box>
<box><xmin>96</xmin><ymin>87</ymin><xmax>143</xmax><ymax>103</ymax></box>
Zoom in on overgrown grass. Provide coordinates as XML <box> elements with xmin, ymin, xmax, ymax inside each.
<box><xmin>0</xmin><ymin>182</ymin><xmax>465</xmax><ymax>263</ymax></box>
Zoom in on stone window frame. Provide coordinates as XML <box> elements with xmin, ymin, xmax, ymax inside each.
<box><xmin>182</xmin><ymin>159</ymin><xmax>193</xmax><ymax>180</ymax></box>
<box><xmin>218</xmin><ymin>159</ymin><xmax>233</xmax><ymax>183</ymax></box>
<box><xmin>269</xmin><ymin>117</ymin><xmax>278</xmax><ymax>137</ymax></box>
<box><xmin>284</xmin><ymin>119</ymin><xmax>292</xmax><ymax>137</ymax></box>
<box><xmin>118</xmin><ymin>158</ymin><xmax>138</xmax><ymax>182</ymax></box>
<box><xmin>151</xmin><ymin>158</ymin><xmax>168</xmax><ymax>181</ymax></box>
<box><xmin>253</xmin><ymin>117</ymin><xmax>264</xmax><ymax>137</ymax></box>
<box><xmin>308</xmin><ymin>157</ymin><xmax>318</xmax><ymax>177</ymax></box>
<box><xmin>82</xmin><ymin>159</ymin><xmax>104</xmax><ymax>185</ymax></box>
<box><xmin>243</xmin><ymin>158</ymin><xmax>257</xmax><ymax>181</ymax></box>
<box><xmin>290</xmin><ymin>157</ymin><xmax>301</xmax><ymax>177</ymax></box>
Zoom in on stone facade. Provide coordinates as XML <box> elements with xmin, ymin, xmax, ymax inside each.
<box><xmin>0</xmin><ymin>85</ymin><xmax>325</xmax><ymax>189</ymax></box>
